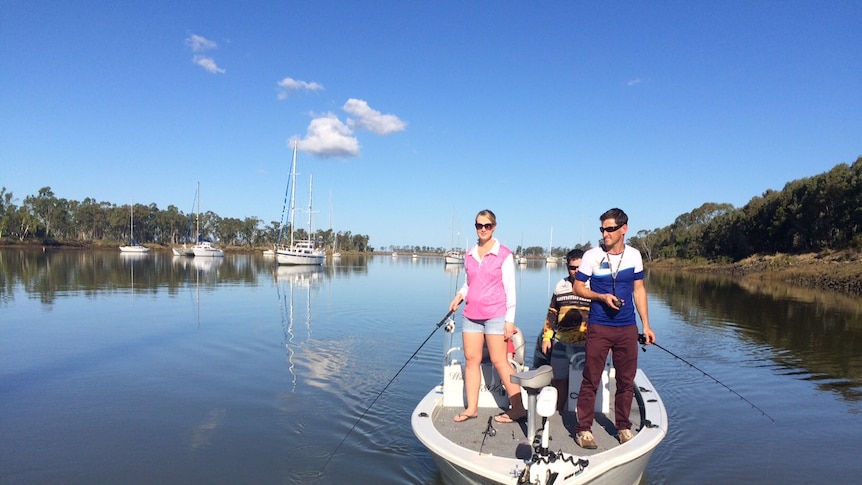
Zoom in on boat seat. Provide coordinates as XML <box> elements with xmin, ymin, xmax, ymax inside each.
<box><xmin>511</xmin><ymin>365</ymin><xmax>553</xmax><ymax>441</ymax></box>
<box><xmin>510</xmin><ymin>365</ymin><xmax>553</xmax><ymax>391</ymax></box>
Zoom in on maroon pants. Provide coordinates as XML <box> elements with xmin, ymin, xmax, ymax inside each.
<box><xmin>575</xmin><ymin>323</ymin><xmax>639</xmax><ymax>432</ymax></box>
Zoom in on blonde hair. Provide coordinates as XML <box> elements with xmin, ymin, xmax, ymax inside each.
<box><xmin>475</xmin><ymin>209</ymin><xmax>497</xmax><ymax>225</ymax></box>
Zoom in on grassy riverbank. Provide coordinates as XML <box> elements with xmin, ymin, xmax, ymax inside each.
<box><xmin>649</xmin><ymin>250</ymin><xmax>862</xmax><ymax>296</ymax></box>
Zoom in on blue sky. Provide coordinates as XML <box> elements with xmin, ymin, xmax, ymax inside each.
<box><xmin>2</xmin><ymin>1</ymin><xmax>860</xmax><ymax>250</ymax></box>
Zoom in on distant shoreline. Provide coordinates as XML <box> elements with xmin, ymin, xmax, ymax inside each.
<box><xmin>5</xmin><ymin>241</ymin><xmax>860</xmax><ymax>296</ymax></box>
<box><xmin>648</xmin><ymin>251</ymin><xmax>862</xmax><ymax>296</ymax></box>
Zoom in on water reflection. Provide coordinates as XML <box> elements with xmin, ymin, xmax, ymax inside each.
<box><xmin>0</xmin><ymin>249</ymin><xmax>281</xmax><ymax>304</ymax></box>
<box><xmin>276</xmin><ymin>265</ymin><xmax>324</xmax><ymax>391</ymax></box>
<box><xmin>648</xmin><ymin>268</ymin><xmax>862</xmax><ymax>401</ymax></box>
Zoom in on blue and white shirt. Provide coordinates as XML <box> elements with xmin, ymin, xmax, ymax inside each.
<box><xmin>575</xmin><ymin>244</ymin><xmax>644</xmax><ymax>327</ymax></box>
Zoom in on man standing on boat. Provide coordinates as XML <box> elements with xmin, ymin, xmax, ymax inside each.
<box><xmin>572</xmin><ymin>208</ymin><xmax>655</xmax><ymax>449</ymax></box>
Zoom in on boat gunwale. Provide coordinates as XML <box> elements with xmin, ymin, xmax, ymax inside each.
<box><xmin>411</xmin><ymin>369</ymin><xmax>667</xmax><ymax>484</ymax></box>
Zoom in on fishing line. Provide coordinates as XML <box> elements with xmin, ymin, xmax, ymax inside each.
<box><xmin>639</xmin><ymin>334</ymin><xmax>775</xmax><ymax>423</ymax></box>
<box><xmin>318</xmin><ymin>309</ymin><xmax>456</xmax><ymax>476</ymax></box>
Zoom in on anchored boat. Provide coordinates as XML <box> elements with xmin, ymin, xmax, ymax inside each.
<box><xmin>411</xmin><ymin>322</ymin><xmax>667</xmax><ymax>485</ymax></box>
<box><xmin>276</xmin><ymin>141</ymin><xmax>324</xmax><ymax>266</ymax></box>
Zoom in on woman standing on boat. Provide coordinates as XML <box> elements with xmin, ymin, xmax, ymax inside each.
<box><xmin>448</xmin><ymin>209</ymin><xmax>526</xmax><ymax>423</ymax></box>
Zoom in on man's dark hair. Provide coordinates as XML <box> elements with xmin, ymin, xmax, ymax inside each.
<box><xmin>600</xmin><ymin>208</ymin><xmax>628</xmax><ymax>226</ymax></box>
<box><xmin>566</xmin><ymin>249</ymin><xmax>584</xmax><ymax>264</ymax></box>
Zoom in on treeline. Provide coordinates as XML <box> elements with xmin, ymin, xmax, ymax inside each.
<box><xmin>0</xmin><ymin>187</ymin><xmax>373</xmax><ymax>252</ymax></box>
<box><xmin>629</xmin><ymin>156</ymin><xmax>862</xmax><ymax>261</ymax></box>
<box><xmin>385</xmin><ymin>243</ymin><xmax>592</xmax><ymax>257</ymax></box>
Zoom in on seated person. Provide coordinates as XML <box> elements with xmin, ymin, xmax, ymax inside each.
<box><xmin>538</xmin><ymin>249</ymin><xmax>590</xmax><ymax>411</ymax></box>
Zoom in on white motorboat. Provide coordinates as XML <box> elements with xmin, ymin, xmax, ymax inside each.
<box><xmin>277</xmin><ymin>240</ymin><xmax>324</xmax><ymax>265</ymax></box>
<box><xmin>172</xmin><ymin>245</ymin><xmax>194</xmax><ymax>256</ymax></box>
<box><xmin>444</xmin><ymin>250</ymin><xmax>464</xmax><ymax>264</ymax></box>
<box><xmin>119</xmin><ymin>244</ymin><xmax>150</xmax><ymax>253</ymax></box>
<box><xmin>412</xmin><ymin>323</ymin><xmax>667</xmax><ymax>485</ymax></box>
<box><xmin>192</xmin><ymin>240</ymin><xmax>224</xmax><ymax>258</ymax></box>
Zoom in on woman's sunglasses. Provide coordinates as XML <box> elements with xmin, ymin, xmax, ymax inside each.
<box><xmin>475</xmin><ymin>223</ymin><xmax>494</xmax><ymax>230</ymax></box>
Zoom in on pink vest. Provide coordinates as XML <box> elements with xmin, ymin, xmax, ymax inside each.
<box><xmin>463</xmin><ymin>245</ymin><xmax>512</xmax><ymax>320</ymax></box>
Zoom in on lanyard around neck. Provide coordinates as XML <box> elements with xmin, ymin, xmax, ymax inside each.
<box><xmin>604</xmin><ymin>247</ymin><xmax>625</xmax><ymax>296</ymax></box>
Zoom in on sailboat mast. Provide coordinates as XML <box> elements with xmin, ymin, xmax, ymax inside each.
<box><xmin>329</xmin><ymin>190</ymin><xmax>334</xmax><ymax>252</ymax></box>
<box><xmin>288</xmin><ymin>141</ymin><xmax>298</xmax><ymax>247</ymax></box>
<box><xmin>307</xmin><ymin>174</ymin><xmax>314</xmax><ymax>237</ymax></box>
<box><xmin>450</xmin><ymin>206</ymin><xmax>456</xmax><ymax>249</ymax></box>
<box><xmin>196</xmin><ymin>181</ymin><xmax>201</xmax><ymax>243</ymax></box>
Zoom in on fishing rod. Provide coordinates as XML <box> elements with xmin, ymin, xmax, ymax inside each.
<box><xmin>638</xmin><ymin>334</ymin><xmax>775</xmax><ymax>423</ymax></box>
<box><xmin>319</xmin><ymin>309</ymin><xmax>457</xmax><ymax>476</ymax></box>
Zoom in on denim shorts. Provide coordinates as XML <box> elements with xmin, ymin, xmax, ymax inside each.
<box><xmin>462</xmin><ymin>316</ymin><xmax>506</xmax><ymax>335</ymax></box>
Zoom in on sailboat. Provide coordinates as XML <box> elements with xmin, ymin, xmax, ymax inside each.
<box><xmin>545</xmin><ymin>226</ymin><xmax>558</xmax><ymax>263</ymax></box>
<box><xmin>515</xmin><ymin>232</ymin><xmax>527</xmax><ymax>265</ymax></box>
<box><xmin>444</xmin><ymin>208</ymin><xmax>464</xmax><ymax>265</ymax></box>
<box><xmin>276</xmin><ymin>141</ymin><xmax>325</xmax><ymax>266</ymax></box>
<box><xmin>329</xmin><ymin>192</ymin><xmax>341</xmax><ymax>260</ymax></box>
<box><xmin>172</xmin><ymin>186</ymin><xmax>197</xmax><ymax>256</ymax></box>
<box><xmin>119</xmin><ymin>201</ymin><xmax>150</xmax><ymax>253</ymax></box>
<box><xmin>331</xmin><ymin>236</ymin><xmax>341</xmax><ymax>260</ymax></box>
<box><xmin>191</xmin><ymin>182</ymin><xmax>224</xmax><ymax>258</ymax></box>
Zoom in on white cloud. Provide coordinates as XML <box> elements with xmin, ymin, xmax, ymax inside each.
<box><xmin>277</xmin><ymin>77</ymin><xmax>324</xmax><ymax>100</ymax></box>
<box><xmin>627</xmin><ymin>78</ymin><xmax>642</xmax><ymax>87</ymax></box>
<box><xmin>193</xmin><ymin>55</ymin><xmax>225</xmax><ymax>74</ymax></box>
<box><xmin>292</xmin><ymin>99</ymin><xmax>405</xmax><ymax>158</ymax></box>
<box><xmin>186</xmin><ymin>34</ymin><xmax>217</xmax><ymax>52</ymax></box>
<box><xmin>185</xmin><ymin>34</ymin><xmax>224</xmax><ymax>74</ymax></box>
<box><xmin>343</xmin><ymin>98</ymin><xmax>406</xmax><ymax>134</ymax></box>
<box><xmin>298</xmin><ymin>114</ymin><xmax>360</xmax><ymax>158</ymax></box>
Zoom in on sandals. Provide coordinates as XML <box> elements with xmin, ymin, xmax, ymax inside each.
<box><xmin>494</xmin><ymin>411</ymin><xmax>526</xmax><ymax>424</ymax></box>
<box><xmin>453</xmin><ymin>412</ymin><xmax>478</xmax><ymax>423</ymax></box>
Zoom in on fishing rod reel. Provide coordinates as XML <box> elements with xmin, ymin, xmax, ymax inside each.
<box><xmin>443</xmin><ymin>316</ymin><xmax>456</xmax><ymax>333</ymax></box>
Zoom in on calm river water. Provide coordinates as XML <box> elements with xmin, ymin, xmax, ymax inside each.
<box><xmin>2</xmin><ymin>248</ymin><xmax>860</xmax><ymax>484</ymax></box>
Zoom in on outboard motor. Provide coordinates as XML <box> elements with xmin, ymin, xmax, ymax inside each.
<box><xmin>516</xmin><ymin>375</ymin><xmax>590</xmax><ymax>484</ymax></box>
<box><xmin>535</xmin><ymin>386</ymin><xmax>558</xmax><ymax>456</ymax></box>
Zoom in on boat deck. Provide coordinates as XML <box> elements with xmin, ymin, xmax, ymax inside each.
<box><xmin>430</xmin><ymin>379</ymin><xmax>643</xmax><ymax>459</ymax></box>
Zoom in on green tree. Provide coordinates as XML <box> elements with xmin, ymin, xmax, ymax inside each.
<box><xmin>0</xmin><ymin>187</ymin><xmax>16</xmax><ymax>240</ymax></box>
<box><xmin>23</xmin><ymin>187</ymin><xmax>60</xmax><ymax>238</ymax></box>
